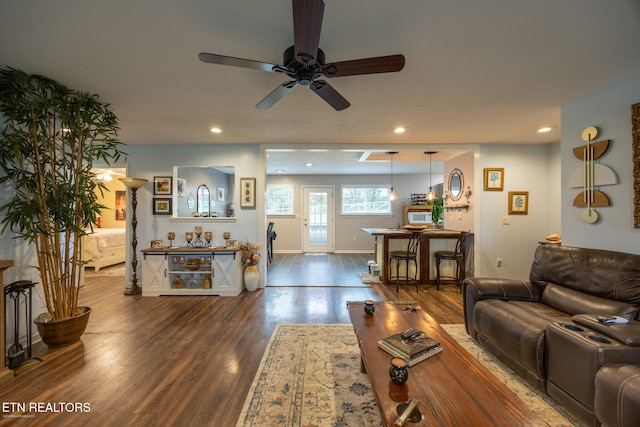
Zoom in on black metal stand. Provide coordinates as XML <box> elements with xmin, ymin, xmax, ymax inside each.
<box><xmin>4</xmin><ymin>280</ymin><xmax>41</xmax><ymax>372</ymax></box>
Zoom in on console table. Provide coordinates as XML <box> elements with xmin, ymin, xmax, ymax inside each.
<box><xmin>347</xmin><ymin>301</ymin><xmax>546</xmax><ymax>426</ymax></box>
<box><xmin>140</xmin><ymin>247</ymin><xmax>243</xmax><ymax>296</ymax></box>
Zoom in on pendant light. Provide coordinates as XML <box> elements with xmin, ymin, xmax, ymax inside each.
<box><xmin>425</xmin><ymin>151</ymin><xmax>437</xmax><ymax>201</ymax></box>
<box><xmin>386</xmin><ymin>151</ymin><xmax>398</xmax><ymax>201</ymax></box>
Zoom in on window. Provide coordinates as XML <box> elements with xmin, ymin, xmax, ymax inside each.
<box><xmin>341</xmin><ymin>186</ymin><xmax>391</xmax><ymax>215</ymax></box>
<box><xmin>266</xmin><ymin>185</ymin><xmax>294</xmax><ymax>215</ymax></box>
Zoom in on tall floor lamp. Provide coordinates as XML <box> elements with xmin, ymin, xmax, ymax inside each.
<box><xmin>119</xmin><ymin>177</ymin><xmax>148</xmax><ymax>296</ymax></box>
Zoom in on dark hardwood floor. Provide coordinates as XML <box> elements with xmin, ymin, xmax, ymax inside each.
<box><xmin>266</xmin><ymin>252</ymin><xmax>376</xmax><ymax>286</ymax></box>
<box><xmin>1</xmin><ymin>255</ymin><xmax>463</xmax><ymax>426</ymax></box>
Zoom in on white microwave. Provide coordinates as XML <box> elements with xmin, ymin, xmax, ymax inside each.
<box><xmin>407</xmin><ymin>211</ymin><xmax>432</xmax><ymax>224</ymax></box>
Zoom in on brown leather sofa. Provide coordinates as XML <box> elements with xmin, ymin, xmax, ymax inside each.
<box><xmin>463</xmin><ymin>245</ymin><xmax>640</xmax><ymax>426</ymax></box>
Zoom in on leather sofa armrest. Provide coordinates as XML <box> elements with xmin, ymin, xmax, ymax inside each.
<box><xmin>573</xmin><ymin>314</ymin><xmax>640</xmax><ymax>346</ymax></box>
<box><xmin>463</xmin><ymin>278</ymin><xmax>541</xmax><ymax>301</ymax></box>
<box><xmin>463</xmin><ymin>278</ymin><xmax>541</xmax><ymax>339</ymax></box>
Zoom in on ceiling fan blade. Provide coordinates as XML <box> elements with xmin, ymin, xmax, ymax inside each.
<box><xmin>322</xmin><ymin>54</ymin><xmax>405</xmax><ymax>77</ymax></box>
<box><xmin>310</xmin><ymin>80</ymin><xmax>350</xmax><ymax>111</ymax></box>
<box><xmin>292</xmin><ymin>0</ymin><xmax>324</xmax><ymax>65</ymax></box>
<box><xmin>256</xmin><ymin>81</ymin><xmax>298</xmax><ymax>109</ymax></box>
<box><xmin>199</xmin><ymin>52</ymin><xmax>287</xmax><ymax>73</ymax></box>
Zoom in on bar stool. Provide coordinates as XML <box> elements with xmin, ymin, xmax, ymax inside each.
<box><xmin>389</xmin><ymin>232</ymin><xmax>421</xmax><ymax>292</ymax></box>
<box><xmin>434</xmin><ymin>231</ymin><xmax>469</xmax><ymax>291</ymax></box>
<box><xmin>267</xmin><ymin>222</ymin><xmax>276</xmax><ymax>264</ymax></box>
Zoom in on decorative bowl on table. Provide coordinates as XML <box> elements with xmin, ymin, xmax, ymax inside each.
<box><xmin>186</xmin><ymin>258</ymin><xmax>201</xmax><ymax>271</ymax></box>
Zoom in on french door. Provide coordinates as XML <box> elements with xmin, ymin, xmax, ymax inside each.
<box><xmin>302</xmin><ymin>186</ymin><xmax>334</xmax><ymax>253</ymax></box>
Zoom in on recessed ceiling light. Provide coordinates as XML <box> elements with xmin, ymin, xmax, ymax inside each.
<box><xmin>305</xmin><ymin>162</ymin><xmax>313</xmax><ymax>167</ymax></box>
<box><xmin>275</xmin><ymin>169</ymin><xmax>284</xmax><ymax>173</ymax></box>
<box><xmin>394</xmin><ymin>127</ymin><xmax>405</xmax><ymax>134</ymax></box>
<box><xmin>210</xmin><ymin>127</ymin><xmax>221</xmax><ymax>133</ymax></box>
<box><xmin>537</xmin><ymin>127</ymin><xmax>553</xmax><ymax>133</ymax></box>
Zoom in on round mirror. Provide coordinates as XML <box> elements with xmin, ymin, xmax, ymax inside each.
<box><xmin>448</xmin><ymin>168</ymin><xmax>463</xmax><ymax>201</ymax></box>
<box><xmin>196</xmin><ymin>184</ymin><xmax>210</xmax><ymax>217</ymax></box>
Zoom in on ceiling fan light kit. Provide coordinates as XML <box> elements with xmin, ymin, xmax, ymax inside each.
<box><xmin>199</xmin><ymin>0</ymin><xmax>405</xmax><ymax>110</ymax></box>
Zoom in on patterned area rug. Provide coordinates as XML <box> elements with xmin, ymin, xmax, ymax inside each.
<box><xmin>441</xmin><ymin>324</ymin><xmax>586</xmax><ymax>427</ymax></box>
<box><xmin>235</xmin><ymin>324</ymin><xmax>381</xmax><ymax>427</ymax></box>
<box><xmin>236</xmin><ymin>324</ymin><xmax>586</xmax><ymax>427</ymax></box>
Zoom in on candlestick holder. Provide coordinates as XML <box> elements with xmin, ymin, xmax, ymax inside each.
<box><xmin>192</xmin><ymin>226</ymin><xmax>206</xmax><ymax>247</ymax></box>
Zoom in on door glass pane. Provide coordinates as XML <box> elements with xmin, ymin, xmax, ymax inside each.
<box><xmin>309</xmin><ymin>191</ymin><xmax>327</xmax><ymax>245</ymax></box>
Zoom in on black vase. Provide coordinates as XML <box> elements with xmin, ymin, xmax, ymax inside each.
<box><xmin>389</xmin><ymin>357</ymin><xmax>409</xmax><ymax>385</ymax></box>
<box><xmin>364</xmin><ymin>300</ymin><xmax>375</xmax><ymax>315</ymax></box>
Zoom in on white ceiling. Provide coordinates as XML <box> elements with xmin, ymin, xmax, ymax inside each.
<box><xmin>2</xmin><ymin>0</ymin><xmax>640</xmax><ymax>175</ymax></box>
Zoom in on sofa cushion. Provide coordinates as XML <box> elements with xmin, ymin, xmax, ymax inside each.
<box><xmin>474</xmin><ymin>299</ymin><xmax>571</xmax><ymax>384</ymax></box>
<box><xmin>530</xmin><ymin>245</ymin><xmax>640</xmax><ymax>306</ymax></box>
<box><xmin>541</xmin><ymin>284</ymin><xmax>638</xmax><ymax>318</ymax></box>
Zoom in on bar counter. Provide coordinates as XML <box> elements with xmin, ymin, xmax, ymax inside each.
<box><xmin>361</xmin><ymin>228</ymin><xmax>472</xmax><ymax>286</ymax></box>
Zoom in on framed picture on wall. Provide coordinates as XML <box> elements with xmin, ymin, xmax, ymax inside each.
<box><xmin>154</xmin><ymin>176</ymin><xmax>172</xmax><ymax>195</ymax></box>
<box><xmin>508</xmin><ymin>191</ymin><xmax>528</xmax><ymax>215</ymax></box>
<box><xmin>153</xmin><ymin>198</ymin><xmax>172</xmax><ymax>215</ymax></box>
<box><xmin>115</xmin><ymin>190</ymin><xmax>126</xmax><ymax>221</ymax></box>
<box><xmin>240</xmin><ymin>177</ymin><xmax>256</xmax><ymax>208</ymax></box>
<box><xmin>149</xmin><ymin>240</ymin><xmax>164</xmax><ymax>249</ymax></box>
<box><xmin>484</xmin><ymin>168</ymin><xmax>504</xmax><ymax>191</ymax></box>
<box><xmin>176</xmin><ymin>178</ymin><xmax>186</xmax><ymax>197</ymax></box>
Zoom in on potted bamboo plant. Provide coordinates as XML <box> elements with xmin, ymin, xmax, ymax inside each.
<box><xmin>0</xmin><ymin>68</ymin><xmax>125</xmax><ymax>347</ymax></box>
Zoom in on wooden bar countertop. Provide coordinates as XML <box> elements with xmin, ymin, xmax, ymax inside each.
<box><xmin>361</xmin><ymin>228</ymin><xmax>471</xmax><ymax>285</ymax></box>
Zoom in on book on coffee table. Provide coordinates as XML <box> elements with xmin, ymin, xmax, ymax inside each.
<box><xmin>378</xmin><ymin>328</ymin><xmax>442</xmax><ymax>366</ymax></box>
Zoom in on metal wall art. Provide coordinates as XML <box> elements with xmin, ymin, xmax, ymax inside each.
<box><xmin>568</xmin><ymin>126</ymin><xmax>616</xmax><ymax>224</ymax></box>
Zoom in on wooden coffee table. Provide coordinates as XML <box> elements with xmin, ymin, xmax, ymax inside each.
<box><xmin>347</xmin><ymin>301</ymin><xmax>549</xmax><ymax>426</ymax></box>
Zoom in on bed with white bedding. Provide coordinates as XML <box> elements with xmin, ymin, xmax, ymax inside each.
<box><xmin>83</xmin><ymin>228</ymin><xmax>127</xmax><ymax>271</ymax></box>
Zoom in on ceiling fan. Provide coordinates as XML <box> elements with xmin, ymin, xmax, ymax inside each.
<box><xmin>198</xmin><ymin>0</ymin><xmax>405</xmax><ymax>111</ymax></box>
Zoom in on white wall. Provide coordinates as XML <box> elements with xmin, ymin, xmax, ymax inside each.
<box><xmin>560</xmin><ymin>71</ymin><xmax>640</xmax><ymax>254</ymax></box>
<box><xmin>266</xmin><ymin>172</ymin><xmax>442</xmax><ymax>253</ymax></box>
<box><xmin>443</xmin><ymin>150</ymin><xmax>475</xmax><ymax>232</ymax></box>
<box><xmin>475</xmin><ymin>143</ymin><xmax>560</xmax><ymax>280</ymax></box>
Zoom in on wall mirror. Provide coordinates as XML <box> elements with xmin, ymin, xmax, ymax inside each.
<box><xmin>196</xmin><ymin>184</ymin><xmax>211</xmax><ymax>217</ymax></box>
<box><xmin>448</xmin><ymin>168</ymin><xmax>464</xmax><ymax>201</ymax></box>
<box><xmin>174</xmin><ymin>166</ymin><xmax>235</xmax><ymax>218</ymax></box>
